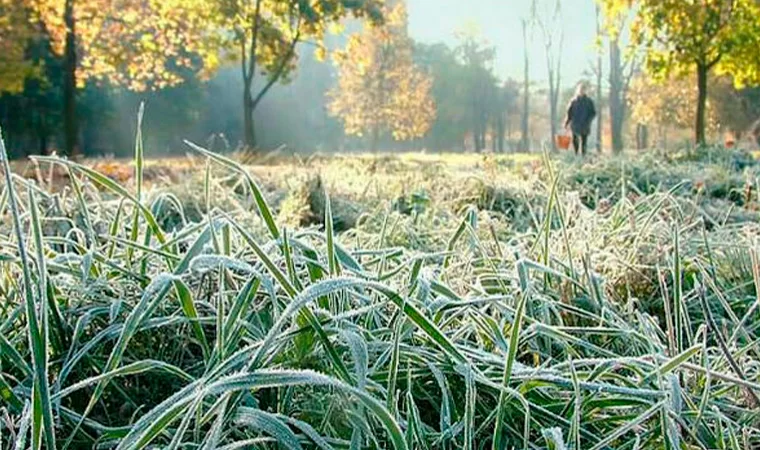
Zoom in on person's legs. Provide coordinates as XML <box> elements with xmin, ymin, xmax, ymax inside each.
<box><xmin>581</xmin><ymin>133</ymin><xmax>588</xmax><ymax>155</ymax></box>
<box><xmin>572</xmin><ymin>133</ymin><xmax>580</xmax><ymax>155</ymax></box>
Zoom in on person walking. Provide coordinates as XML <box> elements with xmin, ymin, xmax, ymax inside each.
<box><xmin>564</xmin><ymin>82</ymin><xmax>597</xmax><ymax>156</ymax></box>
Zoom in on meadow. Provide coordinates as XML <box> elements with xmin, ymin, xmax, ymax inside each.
<box><xmin>2</xmin><ymin>130</ymin><xmax>760</xmax><ymax>449</ymax></box>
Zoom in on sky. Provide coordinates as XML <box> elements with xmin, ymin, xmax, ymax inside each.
<box><xmin>407</xmin><ymin>0</ymin><xmax>599</xmax><ymax>87</ymax></box>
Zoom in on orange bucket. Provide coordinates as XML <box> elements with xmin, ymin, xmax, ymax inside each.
<box><xmin>725</xmin><ymin>133</ymin><xmax>736</xmax><ymax>148</ymax></box>
<box><xmin>556</xmin><ymin>134</ymin><xmax>572</xmax><ymax>150</ymax></box>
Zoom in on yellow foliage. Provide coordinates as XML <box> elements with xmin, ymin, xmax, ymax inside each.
<box><xmin>629</xmin><ymin>73</ymin><xmax>720</xmax><ymax>133</ymax></box>
<box><xmin>603</xmin><ymin>0</ymin><xmax>760</xmax><ymax>83</ymax></box>
<box><xmin>328</xmin><ymin>3</ymin><xmax>436</xmax><ymax>144</ymax></box>
<box><xmin>2</xmin><ymin>0</ymin><xmax>382</xmax><ymax>96</ymax></box>
<box><xmin>315</xmin><ymin>45</ymin><xmax>328</xmax><ymax>63</ymax></box>
<box><xmin>0</xmin><ymin>0</ymin><xmax>219</xmax><ymax>92</ymax></box>
<box><xmin>0</xmin><ymin>0</ymin><xmax>41</xmax><ymax>94</ymax></box>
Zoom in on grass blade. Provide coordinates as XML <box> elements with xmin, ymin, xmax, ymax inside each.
<box><xmin>0</xmin><ymin>129</ymin><xmax>56</xmax><ymax>450</ymax></box>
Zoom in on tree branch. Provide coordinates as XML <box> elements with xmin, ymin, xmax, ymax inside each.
<box><xmin>245</xmin><ymin>0</ymin><xmax>263</xmax><ymax>84</ymax></box>
<box><xmin>251</xmin><ymin>28</ymin><xmax>302</xmax><ymax>110</ymax></box>
<box><xmin>240</xmin><ymin>32</ymin><xmax>248</xmax><ymax>83</ymax></box>
<box><xmin>707</xmin><ymin>53</ymin><xmax>722</xmax><ymax>70</ymax></box>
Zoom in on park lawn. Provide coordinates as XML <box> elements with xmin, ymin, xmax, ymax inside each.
<box><xmin>2</xmin><ymin>142</ymin><xmax>760</xmax><ymax>449</ymax></box>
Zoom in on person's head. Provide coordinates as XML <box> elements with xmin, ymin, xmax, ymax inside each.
<box><xmin>575</xmin><ymin>82</ymin><xmax>588</xmax><ymax>97</ymax></box>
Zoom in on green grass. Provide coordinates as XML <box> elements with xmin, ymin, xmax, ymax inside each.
<box><xmin>2</xmin><ymin>125</ymin><xmax>760</xmax><ymax>449</ymax></box>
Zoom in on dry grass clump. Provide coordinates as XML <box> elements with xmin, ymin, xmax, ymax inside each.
<box><xmin>278</xmin><ymin>173</ymin><xmax>360</xmax><ymax>231</ymax></box>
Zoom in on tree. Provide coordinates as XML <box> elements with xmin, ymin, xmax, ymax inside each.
<box><xmin>629</xmin><ymin>72</ymin><xmax>720</xmax><ymax>148</ymax></box>
<box><xmin>0</xmin><ymin>1</ymin><xmax>40</xmax><ymax>96</ymax></box>
<box><xmin>414</xmin><ymin>42</ymin><xmax>470</xmax><ymax>151</ymax></box>
<box><xmin>493</xmin><ymin>80</ymin><xmax>520</xmax><ymax>152</ymax></box>
<box><xmin>710</xmin><ymin>78</ymin><xmax>760</xmax><ymax>141</ymax></box>
<box><xmin>533</xmin><ymin>0</ymin><xmax>564</xmax><ymax>152</ymax></box>
<box><xmin>595</xmin><ymin>5</ymin><xmax>603</xmax><ymax>152</ymax></box>
<box><xmin>415</xmin><ymin>35</ymin><xmax>514</xmax><ymax>153</ymax></box>
<box><xmin>207</xmin><ymin>0</ymin><xmax>382</xmax><ymax>149</ymax></box>
<box><xmin>0</xmin><ymin>0</ymin><xmax>61</xmax><ymax>156</ymax></box>
<box><xmin>328</xmin><ymin>3</ymin><xmax>435</xmax><ymax>152</ymax></box>
<box><xmin>2</xmin><ymin>0</ymin><xmax>220</xmax><ymax>156</ymax></box>
<box><xmin>597</xmin><ymin>0</ymin><xmax>639</xmax><ymax>153</ymax></box>
<box><xmin>607</xmin><ymin>39</ymin><xmax>638</xmax><ymax>153</ymax></box>
<box><xmin>455</xmin><ymin>27</ymin><xmax>498</xmax><ymax>152</ymax></box>
<box><xmin>520</xmin><ymin>18</ymin><xmax>532</xmax><ymax>151</ymax></box>
<box><xmin>612</xmin><ymin>0</ymin><xmax>760</xmax><ymax>145</ymax></box>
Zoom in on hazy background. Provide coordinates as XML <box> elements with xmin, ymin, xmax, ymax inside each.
<box><xmin>6</xmin><ymin>0</ymin><xmax>755</xmax><ymax>159</ymax></box>
<box><xmin>408</xmin><ymin>0</ymin><xmax>597</xmax><ymax>84</ymax></box>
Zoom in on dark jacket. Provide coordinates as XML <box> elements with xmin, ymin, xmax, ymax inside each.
<box><xmin>565</xmin><ymin>94</ymin><xmax>596</xmax><ymax>135</ymax></box>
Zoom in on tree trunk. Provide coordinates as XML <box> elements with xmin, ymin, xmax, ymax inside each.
<box><xmin>241</xmin><ymin>0</ymin><xmax>262</xmax><ymax>150</ymax></box>
<box><xmin>371</xmin><ymin>125</ymin><xmax>380</xmax><ymax>153</ymax></box>
<box><xmin>546</xmin><ymin>26</ymin><xmax>563</xmax><ymax>153</ymax></box>
<box><xmin>473</xmin><ymin>108</ymin><xmax>484</xmax><ymax>152</ymax></box>
<box><xmin>243</xmin><ymin>91</ymin><xmax>256</xmax><ymax>148</ymax></box>
<box><xmin>548</xmin><ymin>70</ymin><xmax>558</xmax><ymax>152</ymax></box>
<box><xmin>520</xmin><ymin>19</ymin><xmax>530</xmax><ymax>152</ymax></box>
<box><xmin>636</xmin><ymin>123</ymin><xmax>648</xmax><ymax>150</ymax></box>
<box><xmin>497</xmin><ymin>114</ymin><xmax>505</xmax><ymax>153</ymax></box>
<box><xmin>643</xmin><ymin>125</ymin><xmax>648</xmax><ymax>149</ymax></box>
<box><xmin>635</xmin><ymin>125</ymin><xmax>640</xmax><ymax>149</ymax></box>
<box><xmin>480</xmin><ymin>124</ymin><xmax>486</xmax><ymax>151</ymax></box>
<box><xmin>595</xmin><ymin>5</ymin><xmax>603</xmax><ymax>153</ymax></box>
<box><xmin>38</xmin><ymin>116</ymin><xmax>48</xmax><ymax>156</ymax></box>
<box><xmin>609</xmin><ymin>39</ymin><xmax>624</xmax><ymax>154</ymax></box>
<box><xmin>695</xmin><ymin>63</ymin><xmax>708</xmax><ymax>146</ymax></box>
<box><xmin>472</xmin><ymin>98</ymin><xmax>482</xmax><ymax>152</ymax></box>
<box><xmin>63</xmin><ymin>0</ymin><xmax>78</xmax><ymax>157</ymax></box>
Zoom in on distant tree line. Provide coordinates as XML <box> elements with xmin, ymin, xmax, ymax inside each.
<box><xmin>0</xmin><ymin>0</ymin><xmax>529</xmax><ymax>158</ymax></box>
<box><xmin>3</xmin><ymin>0</ymin><xmax>760</xmax><ymax>159</ymax></box>
<box><xmin>599</xmin><ymin>0</ymin><xmax>760</xmax><ymax>147</ymax></box>
<box><xmin>0</xmin><ymin>0</ymin><xmax>383</xmax><ymax>157</ymax></box>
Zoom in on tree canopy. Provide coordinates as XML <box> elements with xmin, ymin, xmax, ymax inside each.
<box><xmin>328</xmin><ymin>2</ymin><xmax>435</xmax><ymax>150</ymax></box>
<box><xmin>602</xmin><ymin>0</ymin><xmax>760</xmax><ymax>144</ymax></box>
<box><xmin>204</xmin><ymin>0</ymin><xmax>383</xmax><ymax>147</ymax></box>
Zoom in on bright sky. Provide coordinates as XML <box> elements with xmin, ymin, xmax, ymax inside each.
<box><xmin>407</xmin><ymin>0</ymin><xmax>598</xmax><ymax>87</ymax></box>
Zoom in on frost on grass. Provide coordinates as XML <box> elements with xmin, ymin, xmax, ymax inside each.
<box><xmin>2</xmin><ymin>147</ymin><xmax>760</xmax><ymax>449</ymax></box>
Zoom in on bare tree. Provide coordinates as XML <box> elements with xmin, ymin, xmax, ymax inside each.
<box><xmin>519</xmin><ymin>18</ymin><xmax>532</xmax><ymax>152</ymax></box>
<box><xmin>608</xmin><ymin>38</ymin><xmax>638</xmax><ymax>153</ymax></box>
<box><xmin>595</xmin><ymin>5</ymin><xmax>603</xmax><ymax>152</ymax></box>
<box><xmin>533</xmin><ymin>0</ymin><xmax>564</xmax><ymax>152</ymax></box>
<box><xmin>599</xmin><ymin>2</ymin><xmax>641</xmax><ymax>153</ymax></box>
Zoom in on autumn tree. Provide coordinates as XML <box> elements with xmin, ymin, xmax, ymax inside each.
<box><xmin>206</xmin><ymin>0</ymin><xmax>382</xmax><ymax>149</ymax></box>
<box><xmin>629</xmin><ymin>72</ymin><xmax>721</xmax><ymax>149</ymax></box>
<box><xmin>0</xmin><ymin>1</ymin><xmax>40</xmax><ymax>95</ymax></box>
<box><xmin>328</xmin><ymin>3</ymin><xmax>435</xmax><ymax>152</ymax></box>
<box><xmin>609</xmin><ymin>0</ymin><xmax>760</xmax><ymax>145</ymax></box>
<box><xmin>597</xmin><ymin>0</ymin><xmax>639</xmax><ymax>153</ymax></box>
<box><xmin>0</xmin><ymin>0</ymin><xmax>58</xmax><ymax>156</ymax></box>
<box><xmin>1</xmin><ymin>0</ymin><xmax>220</xmax><ymax>156</ymax></box>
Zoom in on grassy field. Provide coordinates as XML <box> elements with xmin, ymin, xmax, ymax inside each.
<box><xmin>2</xmin><ymin>134</ymin><xmax>760</xmax><ymax>449</ymax></box>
